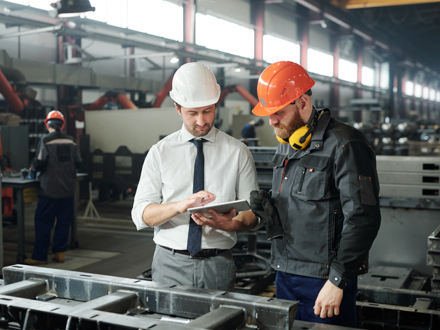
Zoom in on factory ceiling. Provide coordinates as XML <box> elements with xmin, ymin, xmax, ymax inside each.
<box><xmin>1</xmin><ymin>0</ymin><xmax>440</xmax><ymax>79</ymax></box>
<box><xmin>329</xmin><ymin>0</ymin><xmax>440</xmax><ymax>75</ymax></box>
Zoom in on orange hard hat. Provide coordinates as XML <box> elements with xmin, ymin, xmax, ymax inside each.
<box><xmin>252</xmin><ymin>61</ymin><xmax>315</xmax><ymax>116</ymax></box>
<box><xmin>45</xmin><ymin>110</ymin><xmax>65</xmax><ymax>130</ymax></box>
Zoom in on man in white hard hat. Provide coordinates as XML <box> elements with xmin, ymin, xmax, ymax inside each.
<box><xmin>131</xmin><ymin>62</ymin><xmax>259</xmax><ymax>291</ymax></box>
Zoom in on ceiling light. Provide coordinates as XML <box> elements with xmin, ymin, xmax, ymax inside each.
<box><xmin>49</xmin><ymin>0</ymin><xmax>95</xmax><ymax>18</ymax></box>
<box><xmin>234</xmin><ymin>67</ymin><xmax>242</xmax><ymax>72</ymax></box>
<box><xmin>170</xmin><ymin>57</ymin><xmax>179</xmax><ymax>64</ymax></box>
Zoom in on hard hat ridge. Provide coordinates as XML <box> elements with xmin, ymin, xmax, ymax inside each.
<box><xmin>252</xmin><ymin>61</ymin><xmax>315</xmax><ymax>116</ymax></box>
<box><xmin>170</xmin><ymin>62</ymin><xmax>221</xmax><ymax>108</ymax></box>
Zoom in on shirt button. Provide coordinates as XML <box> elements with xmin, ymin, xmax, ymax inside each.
<box><xmin>277</xmin><ymin>265</ymin><xmax>280</xmax><ymax>268</ymax></box>
<box><xmin>335</xmin><ymin>277</ymin><xmax>338</xmax><ymax>281</ymax></box>
<box><xmin>284</xmin><ymin>177</ymin><xmax>287</xmax><ymax>180</ymax></box>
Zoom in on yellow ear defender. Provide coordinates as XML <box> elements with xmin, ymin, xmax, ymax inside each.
<box><xmin>276</xmin><ymin>108</ymin><xmax>317</xmax><ymax>150</ymax></box>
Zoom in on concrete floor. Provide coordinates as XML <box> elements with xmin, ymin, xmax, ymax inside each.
<box><xmin>2</xmin><ymin>198</ymin><xmax>155</xmax><ymax>279</ymax></box>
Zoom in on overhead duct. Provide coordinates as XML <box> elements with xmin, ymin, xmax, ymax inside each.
<box><xmin>0</xmin><ymin>66</ymin><xmax>24</xmax><ymax>113</ymax></box>
<box><xmin>85</xmin><ymin>91</ymin><xmax>138</xmax><ymax>111</ymax></box>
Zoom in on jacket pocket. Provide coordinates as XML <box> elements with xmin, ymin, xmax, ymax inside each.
<box><xmin>272</xmin><ymin>153</ymin><xmax>287</xmax><ymax>195</ymax></box>
<box><xmin>359</xmin><ymin>175</ymin><xmax>377</xmax><ymax>205</ymax></box>
<box><xmin>291</xmin><ymin>155</ymin><xmax>329</xmax><ymax>200</ymax></box>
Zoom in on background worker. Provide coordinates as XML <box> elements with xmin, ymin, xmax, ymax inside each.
<box><xmin>240</xmin><ymin>118</ymin><xmax>264</xmax><ymax>145</ymax></box>
<box><xmin>250</xmin><ymin>61</ymin><xmax>381</xmax><ymax>327</ymax></box>
<box><xmin>24</xmin><ymin>110</ymin><xmax>82</xmax><ymax>265</ymax></box>
<box><xmin>131</xmin><ymin>62</ymin><xmax>259</xmax><ymax>291</ymax></box>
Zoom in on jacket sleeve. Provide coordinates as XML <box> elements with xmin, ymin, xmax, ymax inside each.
<box><xmin>329</xmin><ymin>140</ymin><xmax>381</xmax><ymax>289</ymax></box>
<box><xmin>31</xmin><ymin>139</ymin><xmax>48</xmax><ymax>172</ymax></box>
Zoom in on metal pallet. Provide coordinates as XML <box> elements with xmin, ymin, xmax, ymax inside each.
<box><xmin>0</xmin><ymin>265</ymin><xmax>297</xmax><ymax>330</ymax></box>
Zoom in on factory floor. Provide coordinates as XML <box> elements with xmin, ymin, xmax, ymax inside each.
<box><xmin>2</xmin><ymin>197</ymin><xmax>155</xmax><ymax>279</ymax></box>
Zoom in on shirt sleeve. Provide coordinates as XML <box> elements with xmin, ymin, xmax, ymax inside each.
<box><xmin>236</xmin><ymin>144</ymin><xmax>260</xmax><ymax>202</ymax></box>
<box><xmin>131</xmin><ymin>145</ymin><xmax>163</xmax><ymax>230</ymax></box>
<box><xmin>330</xmin><ymin>140</ymin><xmax>381</xmax><ymax>288</ymax></box>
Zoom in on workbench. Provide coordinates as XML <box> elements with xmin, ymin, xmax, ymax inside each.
<box><xmin>2</xmin><ymin>174</ymin><xmax>86</xmax><ymax>263</ymax></box>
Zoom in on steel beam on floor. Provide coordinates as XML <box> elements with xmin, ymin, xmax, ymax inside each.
<box><xmin>1</xmin><ymin>265</ymin><xmax>297</xmax><ymax>330</ymax></box>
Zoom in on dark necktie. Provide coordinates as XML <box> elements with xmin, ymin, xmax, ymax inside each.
<box><xmin>187</xmin><ymin>138</ymin><xmax>206</xmax><ymax>256</ymax></box>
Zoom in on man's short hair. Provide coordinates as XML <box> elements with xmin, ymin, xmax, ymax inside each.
<box><xmin>46</xmin><ymin>119</ymin><xmax>63</xmax><ymax>130</ymax></box>
<box><xmin>304</xmin><ymin>89</ymin><xmax>312</xmax><ymax>96</ymax></box>
<box><xmin>175</xmin><ymin>103</ymin><xmax>182</xmax><ymax>110</ymax></box>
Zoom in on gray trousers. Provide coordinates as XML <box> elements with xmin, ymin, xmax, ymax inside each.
<box><xmin>151</xmin><ymin>245</ymin><xmax>237</xmax><ymax>291</ymax></box>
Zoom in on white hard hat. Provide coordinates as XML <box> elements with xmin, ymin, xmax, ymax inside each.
<box><xmin>170</xmin><ymin>62</ymin><xmax>221</xmax><ymax>108</ymax></box>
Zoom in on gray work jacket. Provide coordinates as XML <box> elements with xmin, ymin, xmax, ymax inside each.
<box><xmin>270</xmin><ymin>109</ymin><xmax>381</xmax><ymax>289</ymax></box>
<box><xmin>32</xmin><ymin>130</ymin><xmax>82</xmax><ymax>199</ymax></box>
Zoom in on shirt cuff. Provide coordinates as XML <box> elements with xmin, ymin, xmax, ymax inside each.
<box><xmin>328</xmin><ymin>267</ymin><xmax>350</xmax><ymax>289</ymax></box>
<box><xmin>249</xmin><ymin>216</ymin><xmax>264</xmax><ymax>231</ymax></box>
<box><xmin>131</xmin><ymin>201</ymin><xmax>151</xmax><ymax>231</ymax></box>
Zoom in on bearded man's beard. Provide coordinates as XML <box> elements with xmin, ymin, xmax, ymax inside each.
<box><xmin>273</xmin><ymin>111</ymin><xmax>306</xmax><ymax>140</ymax></box>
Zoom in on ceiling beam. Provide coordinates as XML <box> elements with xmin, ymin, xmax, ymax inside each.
<box><xmin>332</xmin><ymin>0</ymin><xmax>440</xmax><ymax>9</ymax></box>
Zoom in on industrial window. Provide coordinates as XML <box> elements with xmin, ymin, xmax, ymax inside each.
<box><xmin>362</xmin><ymin>66</ymin><xmax>375</xmax><ymax>87</ymax></box>
<box><xmin>430</xmin><ymin>89</ymin><xmax>436</xmax><ymax>101</ymax></box>
<box><xmin>263</xmin><ymin>35</ymin><xmax>300</xmax><ymax>64</ymax></box>
<box><xmin>4</xmin><ymin>0</ymin><xmax>28</xmax><ymax>5</ymax></box>
<box><xmin>107</xmin><ymin>0</ymin><xmax>128</xmax><ymax>28</ymax></box>
<box><xmin>338</xmin><ymin>59</ymin><xmax>357</xmax><ymax>83</ymax></box>
<box><xmin>85</xmin><ymin>0</ymin><xmax>183</xmax><ymax>41</ymax></box>
<box><xmin>196</xmin><ymin>13</ymin><xmax>255</xmax><ymax>59</ymax></box>
<box><xmin>29</xmin><ymin>0</ymin><xmax>50</xmax><ymax>10</ymax></box>
<box><xmin>405</xmin><ymin>81</ymin><xmax>414</xmax><ymax>96</ymax></box>
<box><xmin>128</xmin><ymin>0</ymin><xmax>183</xmax><ymax>41</ymax></box>
<box><xmin>423</xmin><ymin>86</ymin><xmax>429</xmax><ymax>100</ymax></box>
<box><xmin>307</xmin><ymin>48</ymin><xmax>333</xmax><ymax>77</ymax></box>
<box><xmin>85</xmin><ymin>0</ymin><xmax>107</xmax><ymax>22</ymax></box>
<box><xmin>380</xmin><ymin>62</ymin><xmax>389</xmax><ymax>90</ymax></box>
<box><xmin>414</xmin><ymin>84</ymin><xmax>422</xmax><ymax>98</ymax></box>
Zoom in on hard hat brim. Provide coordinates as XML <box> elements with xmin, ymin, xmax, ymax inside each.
<box><xmin>252</xmin><ymin>102</ymin><xmax>284</xmax><ymax>117</ymax></box>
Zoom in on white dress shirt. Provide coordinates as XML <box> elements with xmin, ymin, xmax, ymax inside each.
<box><xmin>131</xmin><ymin>125</ymin><xmax>259</xmax><ymax>250</ymax></box>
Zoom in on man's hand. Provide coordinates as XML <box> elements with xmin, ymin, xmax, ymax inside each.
<box><xmin>313</xmin><ymin>280</ymin><xmax>343</xmax><ymax>318</ymax></box>
<box><xmin>175</xmin><ymin>191</ymin><xmax>216</xmax><ymax>214</ymax></box>
<box><xmin>250</xmin><ymin>190</ymin><xmax>283</xmax><ymax>240</ymax></box>
<box><xmin>191</xmin><ymin>209</ymin><xmax>238</xmax><ymax>231</ymax></box>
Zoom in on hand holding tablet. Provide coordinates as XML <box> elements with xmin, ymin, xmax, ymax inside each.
<box><xmin>188</xmin><ymin>199</ymin><xmax>251</xmax><ymax>218</ymax></box>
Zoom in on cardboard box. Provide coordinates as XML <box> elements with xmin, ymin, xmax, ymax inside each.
<box><xmin>0</xmin><ymin>113</ymin><xmax>21</xmax><ymax>126</ymax></box>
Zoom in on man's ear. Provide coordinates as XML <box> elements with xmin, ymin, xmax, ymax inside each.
<box><xmin>174</xmin><ymin>103</ymin><xmax>181</xmax><ymax>115</ymax></box>
<box><xmin>298</xmin><ymin>94</ymin><xmax>310</xmax><ymax>111</ymax></box>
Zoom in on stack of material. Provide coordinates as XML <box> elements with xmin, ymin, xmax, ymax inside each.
<box><xmin>427</xmin><ymin>225</ymin><xmax>440</xmax><ymax>292</ymax></box>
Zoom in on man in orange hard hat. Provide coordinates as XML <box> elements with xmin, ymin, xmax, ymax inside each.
<box><xmin>25</xmin><ymin>110</ymin><xmax>82</xmax><ymax>265</ymax></box>
<box><xmin>249</xmin><ymin>61</ymin><xmax>381</xmax><ymax>327</ymax></box>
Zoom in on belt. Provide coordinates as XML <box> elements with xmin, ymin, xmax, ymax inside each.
<box><xmin>159</xmin><ymin>245</ymin><xmax>228</xmax><ymax>259</ymax></box>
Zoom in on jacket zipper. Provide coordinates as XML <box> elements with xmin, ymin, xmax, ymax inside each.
<box><xmin>277</xmin><ymin>158</ymin><xmax>289</xmax><ymax>194</ymax></box>
<box><xmin>298</xmin><ymin>167</ymin><xmax>307</xmax><ymax>193</ymax></box>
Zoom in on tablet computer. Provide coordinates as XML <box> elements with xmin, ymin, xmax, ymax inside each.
<box><xmin>188</xmin><ymin>199</ymin><xmax>251</xmax><ymax>217</ymax></box>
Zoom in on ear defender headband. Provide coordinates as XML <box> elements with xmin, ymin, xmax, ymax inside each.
<box><xmin>276</xmin><ymin>107</ymin><xmax>318</xmax><ymax>150</ymax></box>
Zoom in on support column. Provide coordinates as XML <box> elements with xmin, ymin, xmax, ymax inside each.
<box><xmin>183</xmin><ymin>0</ymin><xmax>195</xmax><ymax>64</ymax></box>
<box><xmin>330</xmin><ymin>32</ymin><xmax>340</xmax><ymax>118</ymax></box>
<box><xmin>250</xmin><ymin>0</ymin><xmax>265</xmax><ymax>99</ymax></box>
<box><xmin>57</xmin><ymin>22</ymin><xmax>81</xmax><ymax>139</ymax></box>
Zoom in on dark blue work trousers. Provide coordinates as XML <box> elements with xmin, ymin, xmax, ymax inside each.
<box><xmin>276</xmin><ymin>271</ymin><xmax>357</xmax><ymax>328</ymax></box>
<box><xmin>31</xmin><ymin>195</ymin><xmax>73</xmax><ymax>261</ymax></box>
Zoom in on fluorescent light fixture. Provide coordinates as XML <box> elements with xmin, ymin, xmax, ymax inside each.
<box><xmin>170</xmin><ymin>57</ymin><xmax>179</xmax><ymax>64</ymax></box>
<box><xmin>50</xmin><ymin>0</ymin><xmax>95</xmax><ymax>18</ymax></box>
<box><xmin>234</xmin><ymin>67</ymin><xmax>242</xmax><ymax>72</ymax></box>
